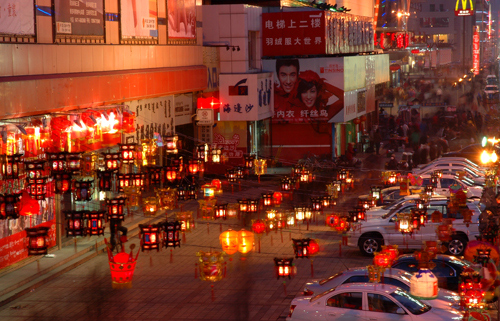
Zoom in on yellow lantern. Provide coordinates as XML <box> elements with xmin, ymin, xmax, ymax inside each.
<box><xmin>237</xmin><ymin>229</ymin><xmax>254</xmax><ymax>254</ymax></box>
<box><xmin>176</xmin><ymin>211</ymin><xmax>193</xmax><ymax>232</ymax></box>
<box><xmin>367</xmin><ymin>265</ymin><xmax>383</xmax><ymax>283</ymax></box>
<box><xmin>220</xmin><ymin>229</ymin><xmax>239</xmax><ymax>255</ymax></box>
<box><xmin>143</xmin><ymin>196</ymin><xmax>158</xmax><ymax>216</ymax></box>
<box><xmin>141</xmin><ymin>138</ymin><xmax>157</xmax><ymax>166</ymax></box>
<box><xmin>197</xmin><ymin>251</ymin><xmax>225</xmax><ymax>282</ymax></box>
<box><xmin>254</xmin><ymin>159</ymin><xmax>267</xmax><ymax>176</ymax></box>
<box><xmin>123</xmin><ymin>186</ymin><xmax>141</xmax><ymax>207</ymax></box>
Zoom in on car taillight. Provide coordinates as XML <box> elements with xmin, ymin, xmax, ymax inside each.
<box><xmin>288</xmin><ymin>305</ymin><xmax>296</xmax><ymax>318</ymax></box>
<box><xmin>303</xmin><ymin>289</ymin><xmax>314</xmax><ymax>296</ymax></box>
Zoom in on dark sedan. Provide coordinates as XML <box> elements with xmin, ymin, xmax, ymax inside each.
<box><xmin>391</xmin><ymin>254</ymin><xmax>471</xmax><ymax>292</ymax></box>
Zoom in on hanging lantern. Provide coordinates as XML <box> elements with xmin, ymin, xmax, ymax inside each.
<box><xmin>381</xmin><ymin>245</ymin><xmax>399</xmax><ymax>262</ymax></box>
<box><xmin>97</xmin><ymin>171</ymin><xmax>113</xmax><ymax>191</ymax></box>
<box><xmin>311</xmin><ymin>197</ymin><xmax>323</xmax><ymax>212</ymax></box>
<box><xmin>373</xmin><ymin>252</ymin><xmax>392</xmax><ymax>269</ymax></box>
<box><xmin>431</xmin><ymin>210</ymin><xmax>443</xmax><ymax>223</ymax></box>
<box><xmin>252</xmin><ymin>219</ymin><xmax>267</xmax><ymax>234</ymax></box>
<box><xmin>139</xmin><ymin>223</ymin><xmax>161</xmax><ymax>251</ymax></box>
<box><xmin>430</xmin><ymin>172</ymin><xmax>439</xmax><ymax>187</ymax></box>
<box><xmin>81</xmin><ymin>152</ymin><xmax>97</xmax><ymax>177</ymax></box>
<box><xmin>64</xmin><ymin>210</ymin><xmax>86</xmax><ymax>237</ymax></box>
<box><xmin>274</xmin><ymin>211</ymin><xmax>287</xmax><ymax>229</ymax></box>
<box><xmin>337</xmin><ymin>169</ymin><xmax>347</xmax><ymax>181</ymax></box>
<box><xmin>474</xmin><ymin>248</ymin><xmax>491</xmax><ymax>267</ymax></box>
<box><xmin>273</xmin><ymin>191</ymin><xmax>283</xmax><ymax>206</ymax></box>
<box><xmin>106</xmin><ymin>196</ymin><xmax>127</xmax><ymax>221</ymax></box>
<box><xmin>27</xmin><ymin>178</ymin><xmax>47</xmax><ymax>200</ymax></box>
<box><xmin>146</xmin><ymin>166</ymin><xmax>163</xmax><ymax>185</ymax></box>
<box><xmin>410</xmin><ymin>268</ymin><xmax>438</xmax><ymax>300</ymax></box>
<box><xmin>294</xmin><ymin>206</ymin><xmax>306</xmax><ymax>221</ymax></box>
<box><xmin>165</xmin><ymin>166</ymin><xmax>179</xmax><ymax>183</ymax></box>
<box><xmin>411</xmin><ymin>209</ymin><xmax>426</xmax><ymax>230</ymax></box>
<box><xmin>335</xmin><ymin>217</ymin><xmax>349</xmax><ymax>233</ymax></box>
<box><xmin>354</xmin><ymin>207</ymin><xmax>366</xmax><ymax>221</ymax></box>
<box><xmin>163</xmin><ymin>221</ymin><xmax>181</xmax><ymax>248</ymax></box>
<box><xmin>292</xmin><ymin>238</ymin><xmax>311</xmax><ymax>258</ymax></box>
<box><xmin>424</xmin><ymin>185</ymin><xmax>434</xmax><ymax>197</ymax></box>
<box><xmin>117</xmin><ymin>174</ymin><xmax>132</xmax><ymax>193</ymax></box>
<box><xmin>370</xmin><ymin>186</ymin><xmax>382</xmax><ymax>200</ymax></box>
<box><xmin>197</xmin><ymin>251</ymin><xmax>225</xmax><ymax>282</ymax></box>
<box><xmin>140</xmin><ymin>138</ymin><xmax>158</xmax><ymax>165</ymax></box>
<box><xmin>66</xmin><ymin>153</ymin><xmax>81</xmax><ymax>174</ymax></box>
<box><xmin>164</xmin><ymin>135</ymin><xmax>178</xmax><ymax>154</ymax></box>
<box><xmin>459</xmin><ymin>268</ymin><xmax>485</xmax><ymax>310</ymax></box>
<box><xmin>321</xmin><ymin>195</ymin><xmax>332</xmax><ymax>208</ymax></box>
<box><xmin>73</xmin><ymin>180</ymin><xmax>93</xmax><ymax>201</ymax></box>
<box><xmin>211</xmin><ymin>179</ymin><xmax>222</xmax><ymax>192</ymax></box>
<box><xmin>326</xmin><ymin>214</ymin><xmax>340</xmax><ymax>227</ymax></box>
<box><xmin>197</xmin><ymin>144</ymin><xmax>209</xmax><ymax>162</ymax></box>
<box><xmin>274</xmin><ymin>258</ymin><xmax>294</xmax><ymax>279</ymax></box>
<box><xmin>237</xmin><ymin>229</ymin><xmax>254</xmax><ymax>254</ymax></box>
<box><xmin>177</xmin><ymin>185</ymin><xmax>186</xmax><ymax>201</ymax></box>
<box><xmin>299</xmin><ymin>168</ymin><xmax>312</xmax><ymax>182</ymax></box>
<box><xmin>25</xmin><ymin>160</ymin><xmax>44</xmax><ymax>181</ymax></box>
<box><xmin>143</xmin><ymin>196</ymin><xmax>158</xmax><ymax>216</ymax></box>
<box><xmin>156</xmin><ymin>187</ymin><xmax>176</xmax><ymax>209</ymax></box>
<box><xmin>281</xmin><ymin>177</ymin><xmax>294</xmax><ymax>191</ymax></box>
<box><xmin>202</xmin><ymin>184</ymin><xmax>216</xmax><ymax>199</ymax></box>
<box><xmin>235</xmin><ymin>166</ymin><xmax>245</xmax><ymax>179</ymax></box>
<box><xmin>348</xmin><ymin>210</ymin><xmax>358</xmax><ymax>223</ymax></box>
<box><xmin>188</xmin><ymin>159</ymin><xmax>200</xmax><ymax>176</ymax></box>
<box><xmin>1</xmin><ymin>154</ymin><xmax>22</xmax><ymax>179</ymax></box>
<box><xmin>286</xmin><ymin>212</ymin><xmax>295</xmax><ymax>227</ymax></box>
<box><xmin>47</xmin><ymin>152</ymin><xmax>67</xmax><ymax>174</ymax></box>
<box><xmin>266</xmin><ymin>209</ymin><xmax>277</xmax><ymax>220</ymax></box>
<box><xmin>367</xmin><ymin>265</ymin><xmax>383</xmax><ymax>283</ymax></box>
<box><xmin>254</xmin><ymin>159</ymin><xmax>267</xmax><ymax>176</ymax></box>
<box><xmin>85</xmin><ymin>210</ymin><xmax>105</xmax><ymax>236</ymax></box>
<box><xmin>244</xmin><ymin>155</ymin><xmax>255</xmax><ymax>171</ymax></box>
<box><xmin>107</xmin><ymin>243</ymin><xmax>139</xmax><ymax>289</ymax></box>
<box><xmin>176</xmin><ymin>211</ymin><xmax>193</xmax><ymax>232</ymax></box>
<box><xmin>396</xmin><ymin>213</ymin><xmax>413</xmax><ymax>234</ymax></box>
<box><xmin>226</xmin><ymin>169</ymin><xmax>238</xmax><ymax>183</ymax></box>
<box><xmin>211</xmin><ymin>148</ymin><xmax>222</xmax><ymax>163</ymax></box>
<box><xmin>186</xmin><ymin>184</ymin><xmax>198</xmax><ymax>200</ymax></box>
<box><xmin>1</xmin><ymin>193</ymin><xmax>21</xmax><ymax>219</ymax></box>
<box><xmin>25</xmin><ymin>226</ymin><xmax>50</xmax><ymax>255</ymax></box>
<box><xmin>123</xmin><ymin>186</ymin><xmax>141</xmax><ymax>207</ymax></box>
<box><xmin>308</xmin><ymin>239</ymin><xmax>320</xmax><ymax>256</ymax></box>
<box><xmin>131</xmin><ymin>173</ymin><xmax>145</xmax><ymax>190</ymax></box>
<box><xmin>54</xmin><ymin>173</ymin><xmax>72</xmax><ymax>194</ymax></box>
<box><xmin>220</xmin><ymin>229</ymin><xmax>239</xmax><ymax>255</ymax></box>
<box><xmin>358</xmin><ymin>199</ymin><xmax>372</xmax><ymax>210</ymax></box>
<box><xmin>436</xmin><ymin>218</ymin><xmax>454</xmax><ymax>242</ymax></box>
<box><xmin>214</xmin><ymin>203</ymin><xmax>228</xmax><ymax>220</ymax></box>
<box><xmin>415</xmin><ymin>199</ymin><xmax>426</xmax><ymax>211</ymax></box>
<box><xmin>102</xmin><ymin>152</ymin><xmax>120</xmax><ymax>171</ymax></box>
<box><xmin>118</xmin><ymin>143</ymin><xmax>136</xmax><ymax>164</ymax></box>
<box><xmin>262</xmin><ymin>193</ymin><xmax>273</xmax><ymax>207</ymax></box>
<box><xmin>399</xmin><ymin>175</ymin><xmax>410</xmax><ymax>196</ymax></box>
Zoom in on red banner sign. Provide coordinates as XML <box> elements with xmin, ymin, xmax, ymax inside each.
<box><xmin>262</xmin><ymin>11</ymin><xmax>326</xmax><ymax>57</ymax></box>
<box><xmin>473</xmin><ymin>29</ymin><xmax>480</xmax><ymax>75</ymax></box>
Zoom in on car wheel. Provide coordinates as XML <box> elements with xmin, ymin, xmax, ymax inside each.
<box><xmin>447</xmin><ymin>237</ymin><xmax>467</xmax><ymax>256</ymax></box>
<box><xmin>359</xmin><ymin>236</ymin><xmax>383</xmax><ymax>256</ymax></box>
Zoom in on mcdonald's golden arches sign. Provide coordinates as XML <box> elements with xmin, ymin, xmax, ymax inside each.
<box><xmin>455</xmin><ymin>0</ymin><xmax>474</xmax><ymax>16</ymax></box>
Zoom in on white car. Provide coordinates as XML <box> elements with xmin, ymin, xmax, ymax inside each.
<box><xmin>302</xmin><ymin>267</ymin><xmax>460</xmax><ymax>311</ymax></box>
<box><xmin>365</xmin><ymin>195</ymin><xmax>447</xmax><ymax>220</ymax></box>
<box><xmin>484</xmin><ymin>85</ymin><xmax>499</xmax><ymax>95</ymax></box>
<box><xmin>412</xmin><ymin>162</ymin><xmax>485</xmax><ymax>184</ymax></box>
<box><xmin>420</xmin><ymin>174</ymin><xmax>483</xmax><ymax>198</ymax></box>
<box><xmin>358</xmin><ymin>186</ymin><xmax>423</xmax><ymax>205</ymax></box>
<box><xmin>416</xmin><ymin>157</ymin><xmax>485</xmax><ymax>172</ymax></box>
<box><xmin>287</xmin><ymin>283</ymin><xmax>463</xmax><ymax>321</ymax></box>
<box><xmin>348</xmin><ymin>197</ymin><xmax>481</xmax><ymax>256</ymax></box>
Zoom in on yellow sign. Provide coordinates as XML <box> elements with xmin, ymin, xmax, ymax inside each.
<box><xmin>455</xmin><ymin>0</ymin><xmax>474</xmax><ymax>16</ymax></box>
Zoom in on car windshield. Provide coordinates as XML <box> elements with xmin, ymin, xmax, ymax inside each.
<box><xmin>319</xmin><ymin>272</ymin><xmax>342</xmax><ymax>285</ymax></box>
<box><xmin>391</xmin><ymin>289</ymin><xmax>431</xmax><ymax>315</ymax></box>
<box><xmin>485</xmin><ymin>86</ymin><xmax>498</xmax><ymax>91</ymax></box>
<box><xmin>381</xmin><ymin>198</ymin><xmax>407</xmax><ymax>210</ymax></box>
<box><xmin>382</xmin><ymin>200</ymin><xmax>415</xmax><ymax>219</ymax></box>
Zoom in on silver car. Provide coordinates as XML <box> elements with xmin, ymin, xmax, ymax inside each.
<box><xmin>302</xmin><ymin>267</ymin><xmax>460</xmax><ymax>311</ymax></box>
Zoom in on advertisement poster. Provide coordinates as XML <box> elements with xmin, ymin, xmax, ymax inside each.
<box><xmin>174</xmin><ymin>93</ymin><xmax>193</xmax><ymax>126</ymax></box>
<box><xmin>120</xmin><ymin>0</ymin><xmax>158</xmax><ymax>39</ymax></box>
<box><xmin>262</xmin><ymin>58</ymin><xmax>344</xmax><ymax>123</ymax></box>
<box><xmin>124</xmin><ymin>96</ymin><xmax>175</xmax><ymax>143</ymax></box>
<box><xmin>54</xmin><ymin>0</ymin><xmax>104</xmax><ymax>36</ymax></box>
<box><xmin>167</xmin><ymin>0</ymin><xmax>196</xmax><ymax>40</ymax></box>
<box><xmin>219</xmin><ymin>73</ymin><xmax>273</xmax><ymax>122</ymax></box>
<box><xmin>0</xmin><ymin>0</ymin><xmax>35</xmax><ymax>35</ymax></box>
<box><xmin>212</xmin><ymin>122</ymin><xmax>246</xmax><ymax>160</ymax></box>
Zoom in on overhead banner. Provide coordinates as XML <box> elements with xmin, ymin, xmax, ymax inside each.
<box><xmin>0</xmin><ymin>0</ymin><xmax>35</xmax><ymax>35</ymax></box>
<box><xmin>219</xmin><ymin>73</ymin><xmax>274</xmax><ymax>121</ymax></box>
<box><xmin>167</xmin><ymin>0</ymin><xmax>196</xmax><ymax>40</ymax></box>
<box><xmin>54</xmin><ymin>0</ymin><xmax>104</xmax><ymax>36</ymax></box>
<box><xmin>262</xmin><ymin>58</ymin><xmax>344</xmax><ymax>123</ymax></box>
<box><xmin>473</xmin><ymin>28</ymin><xmax>480</xmax><ymax>75</ymax></box>
<box><xmin>120</xmin><ymin>0</ymin><xmax>158</xmax><ymax>39</ymax></box>
<box><xmin>124</xmin><ymin>96</ymin><xmax>175</xmax><ymax>143</ymax></box>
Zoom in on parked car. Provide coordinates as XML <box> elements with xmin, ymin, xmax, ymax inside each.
<box><xmin>364</xmin><ymin>194</ymin><xmax>447</xmax><ymax>220</ymax></box>
<box><xmin>358</xmin><ymin>186</ymin><xmax>422</xmax><ymax>205</ymax></box>
<box><xmin>420</xmin><ymin>174</ymin><xmax>483</xmax><ymax>198</ymax></box>
<box><xmin>486</xmin><ymin>74</ymin><xmax>497</xmax><ymax>85</ymax></box>
<box><xmin>416</xmin><ymin>156</ymin><xmax>485</xmax><ymax>172</ymax></box>
<box><xmin>287</xmin><ymin>283</ymin><xmax>463</xmax><ymax>321</ymax></box>
<box><xmin>412</xmin><ymin>162</ymin><xmax>485</xmax><ymax>185</ymax></box>
<box><xmin>442</xmin><ymin>145</ymin><xmax>499</xmax><ymax>165</ymax></box>
<box><xmin>484</xmin><ymin>85</ymin><xmax>499</xmax><ymax>95</ymax></box>
<box><xmin>348</xmin><ymin>197</ymin><xmax>481</xmax><ymax>256</ymax></box>
<box><xmin>302</xmin><ymin>267</ymin><xmax>460</xmax><ymax>310</ymax></box>
<box><xmin>391</xmin><ymin>254</ymin><xmax>471</xmax><ymax>292</ymax></box>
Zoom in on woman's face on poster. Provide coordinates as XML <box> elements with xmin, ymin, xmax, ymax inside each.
<box><xmin>301</xmin><ymin>85</ymin><xmax>318</xmax><ymax>108</ymax></box>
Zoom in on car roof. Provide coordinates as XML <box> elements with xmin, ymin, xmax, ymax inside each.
<box><xmin>394</xmin><ymin>254</ymin><xmax>463</xmax><ymax>263</ymax></box>
<box><xmin>345</xmin><ymin>267</ymin><xmax>412</xmax><ymax>278</ymax></box>
<box><xmin>311</xmin><ymin>283</ymin><xmax>399</xmax><ymax>302</ymax></box>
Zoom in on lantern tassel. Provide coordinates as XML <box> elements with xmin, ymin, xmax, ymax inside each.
<box><xmin>307</xmin><ymin>221</ymin><xmax>309</xmax><ymax>231</ymax></box>
<box><xmin>207</xmin><ymin>223</ymin><xmax>210</xmax><ymax>235</ymax></box>
<box><xmin>211</xmin><ymin>284</ymin><xmax>215</xmax><ymax>302</ymax></box>
<box><xmin>283</xmin><ymin>281</ymin><xmax>287</xmax><ymax>296</ymax></box>
<box><xmin>220</xmin><ymin>223</ymin><xmax>222</xmax><ymax>232</ymax></box>
<box><xmin>289</xmin><ymin>231</ymin><xmax>291</xmax><ymax>241</ymax></box>
<box><xmin>258</xmin><ymin>237</ymin><xmax>261</xmax><ymax>253</ymax></box>
<box><xmin>150</xmin><ymin>255</ymin><xmax>153</xmax><ymax>267</ymax></box>
<box><xmin>281</xmin><ymin>230</ymin><xmax>283</xmax><ymax>243</ymax></box>
<box><xmin>311</xmin><ymin>259</ymin><xmax>314</xmax><ymax>278</ymax></box>
<box><xmin>339</xmin><ymin>241</ymin><xmax>342</xmax><ymax>257</ymax></box>
<box><xmin>271</xmin><ymin>235</ymin><xmax>273</xmax><ymax>247</ymax></box>
<box><xmin>195</xmin><ymin>263</ymin><xmax>198</xmax><ymax>279</ymax></box>
<box><xmin>170</xmin><ymin>249</ymin><xmax>173</xmax><ymax>263</ymax></box>
<box><xmin>182</xmin><ymin>232</ymin><xmax>186</xmax><ymax>244</ymax></box>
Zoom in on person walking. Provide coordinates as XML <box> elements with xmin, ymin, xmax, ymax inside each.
<box><xmin>373</xmin><ymin>129</ymin><xmax>382</xmax><ymax>155</ymax></box>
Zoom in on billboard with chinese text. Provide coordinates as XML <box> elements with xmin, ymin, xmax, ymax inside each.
<box><xmin>167</xmin><ymin>0</ymin><xmax>196</xmax><ymax>40</ymax></box>
<box><xmin>219</xmin><ymin>73</ymin><xmax>274</xmax><ymax>121</ymax></box>
<box><xmin>0</xmin><ymin>0</ymin><xmax>35</xmax><ymax>35</ymax></box>
<box><xmin>473</xmin><ymin>28</ymin><xmax>480</xmax><ymax>75</ymax></box>
<box><xmin>120</xmin><ymin>0</ymin><xmax>158</xmax><ymax>39</ymax></box>
<box><xmin>54</xmin><ymin>0</ymin><xmax>104</xmax><ymax>36</ymax></box>
<box><xmin>262</xmin><ymin>58</ymin><xmax>344</xmax><ymax>124</ymax></box>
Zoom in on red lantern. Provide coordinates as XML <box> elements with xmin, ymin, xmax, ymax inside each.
<box><xmin>1</xmin><ymin>193</ymin><xmax>21</xmax><ymax>219</ymax></box>
<box><xmin>311</xmin><ymin>197</ymin><xmax>323</xmax><ymax>211</ymax></box>
<box><xmin>326</xmin><ymin>214</ymin><xmax>340</xmax><ymax>227</ymax></box>
<box><xmin>252</xmin><ymin>219</ymin><xmax>266</xmax><ymax>234</ymax></box>
<box><xmin>26</xmin><ymin>226</ymin><xmax>50</xmax><ymax>255</ymax></box>
<box><xmin>165</xmin><ymin>166</ymin><xmax>178</xmax><ymax>183</ymax></box>
<box><xmin>85</xmin><ymin>210</ymin><xmax>105</xmax><ymax>236</ymax></box>
<box><xmin>211</xmin><ymin>179</ymin><xmax>222</xmax><ymax>190</ymax></box>
<box><xmin>1</xmin><ymin>154</ymin><xmax>22</xmax><ymax>179</ymax></box>
<box><xmin>102</xmin><ymin>153</ymin><xmax>120</xmax><ymax>171</ymax></box>
<box><xmin>98</xmin><ymin>171</ymin><xmax>113</xmax><ymax>191</ymax></box>
<box><xmin>262</xmin><ymin>193</ymin><xmax>273</xmax><ymax>207</ymax></box>
<box><xmin>437</xmin><ymin>219</ymin><xmax>454</xmax><ymax>242</ymax></box>
<box><xmin>139</xmin><ymin>223</ymin><xmax>161</xmax><ymax>251</ymax></box>
<box><xmin>307</xmin><ymin>239</ymin><xmax>319</xmax><ymax>256</ymax></box>
<box><xmin>106</xmin><ymin>245</ymin><xmax>139</xmax><ymax>289</ymax></box>
<box><xmin>273</xmin><ymin>192</ymin><xmax>283</xmax><ymax>206</ymax></box>
<box><xmin>374</xmin><ymin>252</ymin><xmax>391</xmax><ymax>268</ymax></box>
<box><xmin>118</xmin><ymin>143</ymin><xmax>136</xmax><ymax>164</ymax></box>
<box><xmin>19</xmin><ymin>190</ymin><xmax>40</xmax><ymax>217</ymax></box>
<box><xmin>106</xmin><ymin>197</ymin><xmax>127</xmax><ymax>221</ymax></box>
<box><xmin>335</xmin><ymin>218</ymin><xmax>349</xmax><ymax>233</ymax></box>
<box><xmin>47</xmin><ymin>152</ymin><xmax>67</xmax><ymax>174</ymax></box>
<box><xmin>65</xmin><ymin>210</ymin><xmax>86</xmax><ymax>237</ymax></box>
<box><xmin>26</xmin><ymin>178</ymin><xmax>47</xmax><ymax>200</ymax></box>
<box><xmin>73</xmin><ymin>180</ymin><xmax>93</xmax><ymax>201</ymax></box>
<box><xmin>274</xmin><ymin>257</ymin><xmax>294</xmax><ymax>279</ymax></box>
<box><xmin>163</xmin><ymin>221</ymin><xmax>181</xmax><ymax>248</ymax></box>
<box><xmin>214</xmin><ymin>203</ymin><xmax>228</xmax><ymax>219</ymax></box>
<box><xmin>188</xmin><ymin>159</ymin><xmax>199</xmax><ymax>175</ymax></box>
<box><xmin>292</xmin><ymin>238</ymin><xmax>311</xmax><ymax>258</ymax></box>
<box><xmin>353</xmin><ymin>118</ymin><xmax>361</xmax><ymax>125</ymax></box>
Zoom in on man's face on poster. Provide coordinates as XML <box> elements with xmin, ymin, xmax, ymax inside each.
<box><xmin>278</xmin><ymin>65</ymin><xmax>298</xmax><ymax>94</ymax></box>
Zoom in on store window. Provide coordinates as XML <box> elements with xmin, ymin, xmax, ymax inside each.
<box><xmin>248</xmin><ymin>119</ymin><xmax>271</xmax><ymax>158</ymax></box>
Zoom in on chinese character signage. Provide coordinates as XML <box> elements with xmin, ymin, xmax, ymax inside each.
<box><xmin>120</xmin><ymin>0</ymin><xmax>158</xmax><ymax>39</ymax></box>
<box><xmin>0</xmin><ymin>0</ymin><xmax>35</xmax><ymax>35</ymax></box>
<box><xmin>124</xmin><ymin>96</ymin><xmax>175</xmax><ymax>143</ymax></box>
<box><xmin>472</xmin><ymin>27</ymin><xmax>480</xmax><ymax>75</ymax></box>
<box><xmin>375</xmin><ymin>32</ymin><xmax>410</xmax><ymax>50</ymax></box>
<box><xmin>263</xmin><ymin>58</ymin><xmax>344</xmax><ymax>124</ymax></box>
<box><xmin>262</xmin><ymin>11</ymin><xmax>326</xmax><ymax>56</ymax></box>
<box><xmin>219</xmin><ymin>73</ymin><xmax>274</xmax><ymax>121</ymax></box>
<box><xmin>455</xmin><ymin>0</ymin><xmax>474</xmax><ymax>16</ymax></box>
<box><xmin>54</xmin><ymin>0</ymin><xmax>104</xmax><ymax>37</ymax></box>
<box><xmin>174</xmin><ymin>93</ymin><xmax>194</xmax><ymax>125</ymax></box>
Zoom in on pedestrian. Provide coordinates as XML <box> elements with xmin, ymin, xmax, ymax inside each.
<box><xmin>373</xmin><ymin>129</ymin><xmax>382</xmax><ymax>155</ymax></box>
